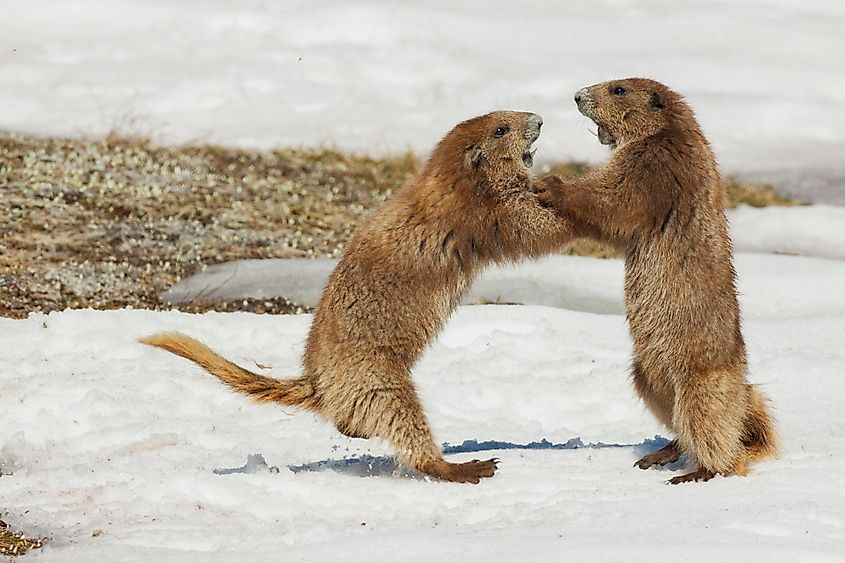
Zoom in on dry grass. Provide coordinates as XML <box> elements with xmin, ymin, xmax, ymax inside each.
<box><xmin>723</xmin><ymin>177</ymin><xmax>799</xmax><ymax>208</ymax></box>
<box><xmin>0</xmin><ymin>133</ymin><xmax>417</xmax><ymax>317</ymax></box>
<box><xmin>0</xmin><ymin>520</ymin><xmax>43</xmax><ymax>558</ymax></box>
<box><xmin>0</xmin><ymin>133</ymin><xmax>799</xmax><ymax>318</ymax></box>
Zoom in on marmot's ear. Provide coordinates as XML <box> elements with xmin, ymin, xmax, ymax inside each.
<box><xmin>467</xmin><ymin>145</ymin><xmax>489</xmax><ymax>170</ymax></box>
<box><xmin>650</xmin><ymin>91</ymin><xmax>666</xmax><ymax>110</ymax></box>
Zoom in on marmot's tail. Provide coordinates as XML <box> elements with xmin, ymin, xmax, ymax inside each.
<box><xmin>742</xmin><ymin>384</ymin><xmax>779</xmax><ymax>462</ymax></box>
<box><xmin>140</xmin><ymin>332</ymin><xmax>318</xmax><ymax>410</ymax></box>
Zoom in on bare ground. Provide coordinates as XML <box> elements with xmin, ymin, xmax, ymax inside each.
<box><xmin>0</xmin><ymin>133</ymin><xmax>798</xmax><ymax>319</ymax></box>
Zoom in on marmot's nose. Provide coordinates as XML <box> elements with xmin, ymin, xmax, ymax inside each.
<box><xmin>526</xmin><ymin>113</ymin><xmax>543</xmax><ymax>130</ymax></box>
<box><xmin>574</xmin><ymin>87</ymin><xmax>590</xmax><ymax>105</ymax></box>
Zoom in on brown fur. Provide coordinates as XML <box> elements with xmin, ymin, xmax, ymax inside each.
<box><xmin>535</xmin><ymin>78</ymin><xmax>778</xmax><ymax>483</ymax></box>
<box><xmin>142</xmin><ymin>111</ymin><xmax>578</xmax><ymax>483</ymax></box>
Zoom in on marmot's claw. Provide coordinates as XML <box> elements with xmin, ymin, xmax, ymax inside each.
<box><xmin>667</xmin><ymin>468</ymin><xmax>716</xmax><ymax>485</ymax></box>
<box><xmin>635</xmin><ymin>441</ymin><xmax>682</xmax><ymax>470</ymax></box>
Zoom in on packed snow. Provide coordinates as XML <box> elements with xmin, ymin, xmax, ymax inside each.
<box><xmin>2</xmin><ymin>0</ymin><xmax>845</xmax><ymax>201</ymax></box>
<box><xmin>2</xmin><ymin>240</ymin><xmax>845</xmax><ymax>560</ymax></box>
<box><xmin>728</xmin><ymin>205</ymin><xmax>845</xmax><ymax>261</ymax></box>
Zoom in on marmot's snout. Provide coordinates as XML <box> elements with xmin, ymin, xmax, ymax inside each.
<box><xmin>525</xmin><ymin>113</ymin><xmax>543</xmax><ymax>140</ymax></box>
<box><xmin>574</xmin><ymin>87</ymin><xmax>595</xmax><ymax>119</ymax></box>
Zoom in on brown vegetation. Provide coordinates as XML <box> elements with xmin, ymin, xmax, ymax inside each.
<box><xmin>0</xmin><ymin>519</ymin><xmax>42</xmax><ymax>557</ymax></box>
<box><xmin>0</xmin><ymin>132</ymin><xmax>797</xmax><ymax>318</ymax></box>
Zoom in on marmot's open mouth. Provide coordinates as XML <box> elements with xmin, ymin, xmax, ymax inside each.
<box><xmin>522</xmin><ymin>144</ymin><xmax>537</xmax><ymax>168</ymax></box>
<box><xmin>596</xmin><ymin>123</ymin><xmax>616</xmax><ymax>148</ymax></box>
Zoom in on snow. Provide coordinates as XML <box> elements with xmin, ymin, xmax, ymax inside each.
<box><xmin>159</xmin><ymin>254</ymin><xmax>627</xmax><ymax>314</ymax></box>
<box><xmin>161</xmin><ymin>204</ymin><xmax>845</xmax><ymax>310</ymax></box>
<box><xmin>2</xmin><ymin>0</ymin><xmax>845</xmax><ymax>201</ymax></box>
<box><xmin>2</xmin><ymin>246</ymin><xmax>845</xmax><ymax>560</ymax></box>
<box><xmin>729</xmin><ymin>205</ymin><xmax>845</xmax><ymax>261</ymax></box>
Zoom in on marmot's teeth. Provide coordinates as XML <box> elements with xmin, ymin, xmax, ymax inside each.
<box><xmin>522</xmin><ymin>149</ymin><xmax>536</xmax><ymax>167</ymax></box>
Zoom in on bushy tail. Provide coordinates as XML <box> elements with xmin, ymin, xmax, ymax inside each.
<box><xmin>140</xmin><ymin>332</ymin><xmax>318</xmax><ymax>410</ymax></box>
<box><xmin>742</xmin><ymin>384</ymin><xmax>779</xmax><ymax>462</ymax></box>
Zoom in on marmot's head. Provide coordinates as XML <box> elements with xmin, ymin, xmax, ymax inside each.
<box><xmin>430</xmin><ymin>110</ymin><xmax>542</xmax><ymax>189</ymax></box>
<box><xmin>574</xmin><ymin>78</ymin><xmax>682</xmax><ymax>149</ymax></box>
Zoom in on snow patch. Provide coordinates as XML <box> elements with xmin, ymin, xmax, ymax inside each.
<box><xmin>3</xmin><ymin>0</ymin><xmax>845</xmax><ymax>201</ymax></box>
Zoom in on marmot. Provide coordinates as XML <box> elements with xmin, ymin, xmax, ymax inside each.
<box><xmin>142</xmin><ymin>111</ymin><xmax>578</xmax><ymax>484</ymax></box>
<box><xmin>535</xmin><ymin>78</ymin><xmax>778</xmax><ymax>483</ymax></box>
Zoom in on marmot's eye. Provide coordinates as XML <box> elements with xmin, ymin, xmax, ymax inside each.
<box><xmin>611</xmin><ymin>86</ymin><xmax>627</xmax><ymax>96</ymax></box>
<box><xmin>494</xmin><ymin>126</ymin><xmax>509</xmax><ymax>138</ymax></box>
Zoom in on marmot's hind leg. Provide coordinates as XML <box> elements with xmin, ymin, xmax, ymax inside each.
<box><xmin>669</xmin><ymin>369</ymin><xmax>748</xmax><ymax>484</ymax></box>
<box><xmin>333</xmin><ymin>373</ymin><xmax>498</xmax><ymax>484</ymax></box>
<box><xmin>631</xmin><ymin>362</ymin><xmax>682</xmax><ymax>469</ymax></box>
<box><xmin>335</xmin><ymin>420</ymin><xmax>369</xmax><ymax>440</ymax></box>
<box><xmin>631</xmin><ymin>361</ymin><xmax>675</xmax><ymax>430</ymax></box>
<box><xmin>635</xmin><ymin>439</ymin><xmax>682</xmax><ymax>470</ymax></box>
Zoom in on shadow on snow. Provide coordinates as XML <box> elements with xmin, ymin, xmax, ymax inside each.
<box><xmin>213</xmin><ymin>435</ymin><xmax>686</xmax><ymax>479</ymax></box>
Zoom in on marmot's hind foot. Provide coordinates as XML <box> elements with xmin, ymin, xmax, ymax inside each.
<box><xmin>667</xmin><ymin>468</ymin><xmax>715</xmax><ymax>485</ymax></box>
<box><xmin>635</xmin><ymin>440</ymin><xmax>681</xmax><ymax>470</ymax></box>
<box><xmin>423</xmin><ymin>458</ymin><xmax>499</xmax><ymax>484</ymax></box>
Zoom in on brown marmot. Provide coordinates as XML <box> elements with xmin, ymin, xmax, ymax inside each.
<box><xmin>142</xmin><ymin>111</ymin><xmax>578</xmax><ymax>484</ymax></box>
<box><xmin>535</xmin><ymin>78</ymin><xmax>778</xmax><ymax>483</ymax></box>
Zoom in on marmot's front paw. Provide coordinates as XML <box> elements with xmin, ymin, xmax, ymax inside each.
<box><xmin>533</xmin><ymin>174</ymin><xmax>567</xmax><ymax>211</ymax></box>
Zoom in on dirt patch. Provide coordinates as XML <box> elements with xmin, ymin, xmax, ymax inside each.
<box><xmin>0</xmin><ymin>134</ymin><xmax>799</xmax><ymax>318</ymax></box>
